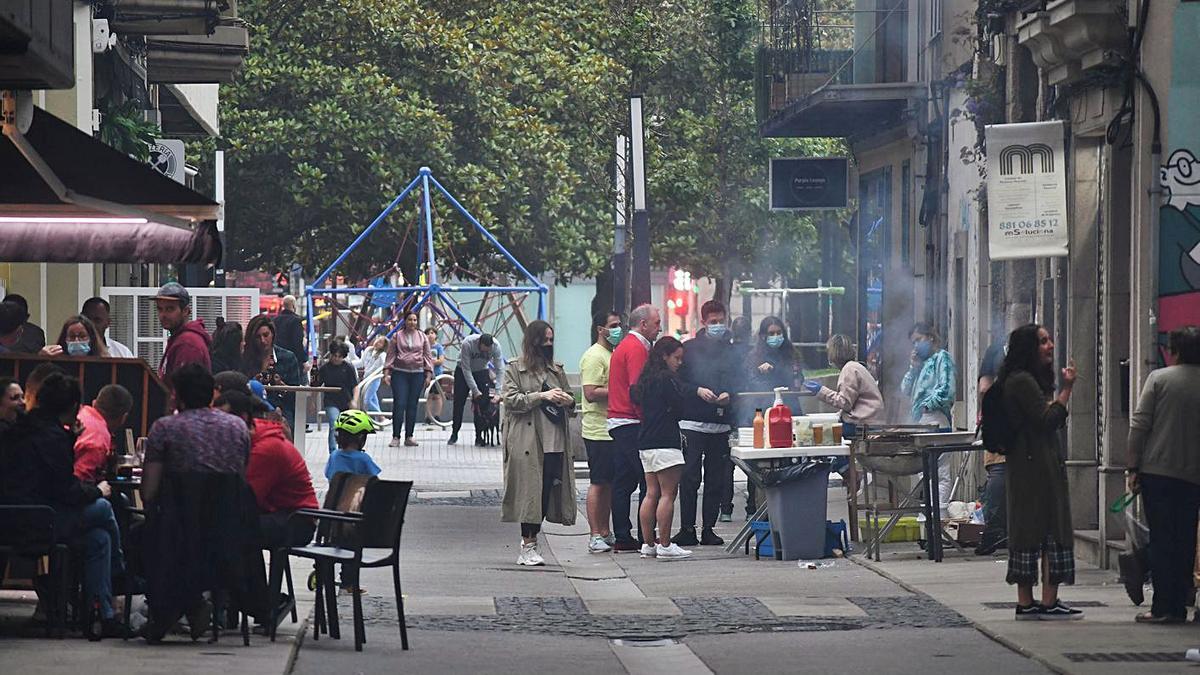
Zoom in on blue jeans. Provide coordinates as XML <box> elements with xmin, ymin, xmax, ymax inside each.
<box><xmin>325</xmin><ymin>405</ymin><xmax>341</xmax><ymax>453</ymax></box>
<box><xmin>390</xmin><ymin>370</ymin><xmax>424</xmax><ymax>439</ymax></box>
<box><xmin>363</xmin><ymin>378</ymin><xmax>382</xmax><ymax>412</ymax></box>
<box><xmin>79</xmin><ymin>498</ymin><xmax>124</xmax><ymax>620</ymax></box>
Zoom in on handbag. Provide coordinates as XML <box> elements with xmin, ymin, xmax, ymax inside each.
<box><xmin>539</xmin><ymin>380</ymin><xmax>566</xmax><ymax>426</ymax></box>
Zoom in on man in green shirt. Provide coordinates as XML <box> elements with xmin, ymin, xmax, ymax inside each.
<box><xmin>579</xmin><ymin>310</ymin><xmax>624</xmax><ymax>553</ymax></box>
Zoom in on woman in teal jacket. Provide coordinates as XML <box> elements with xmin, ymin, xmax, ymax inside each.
<box><xmin>900</xmin><ymin>323</ymin><xmax>957</xmax><ymax>505</ymax></box>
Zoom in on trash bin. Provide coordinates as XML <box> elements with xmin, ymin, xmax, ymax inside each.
<box><xmin>762</xmin><ymin>460</ymin><xmax>832</xmax><ymax>560</ymax></box>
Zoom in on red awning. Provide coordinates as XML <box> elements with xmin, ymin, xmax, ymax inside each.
<box><xmin>0</xmin><ymin>106</ymin><xmax>221</xmax><ymax>264</ymax></box>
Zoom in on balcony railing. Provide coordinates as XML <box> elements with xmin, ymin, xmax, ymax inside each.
<box><xmin>756</xmin><ymin>0</ymin><xmax>909</xmax><ymax>125</ymax></box>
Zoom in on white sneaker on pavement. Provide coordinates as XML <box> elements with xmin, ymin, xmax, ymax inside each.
<box><xmin>517</xmin><ymin>540</ymin><xmax>545</xmax><ymax>566</ymax></box>
<box><xmin>639</xmin><ymin>543</ymin><xmax>657</xmax><ymax>558</ymax></box>
<box><xmin>656</xmin><ymin>543</ymin><xmax>692</xmax><ymax>560</ymax></box>
<box><xmin>603</xmin><ymin>533</ymin><xmax>616</xmax><ymax>547</ymax></box>
<box><xmin>588</xmin><ymin>535</ymin><xmax>612</xmax><ymax>553</ymax></box>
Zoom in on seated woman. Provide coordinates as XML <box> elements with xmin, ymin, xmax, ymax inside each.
<box><xmin>0</xmin><ymin>372</ymin><xmax>125</xmax><ymax>638</ymax></box>
<box><xmin>39</xmin><ymin>315</ymin><xmax>109</xmax><ymax>358</ymax></box>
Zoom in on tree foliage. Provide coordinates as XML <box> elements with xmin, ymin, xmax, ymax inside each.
<box><xmin>218</xmin><ymin>0</ymin><xmax>843</xmax><ymax>288</ymax></box>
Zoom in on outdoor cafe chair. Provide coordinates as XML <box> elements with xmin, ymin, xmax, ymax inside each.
<box><xmin>284</xmin><ymin>478</ymin><xmax>413</xmax><ymax>652</ymax></box>
<box><xmin>0</xmin><ymin>505</ymin><xmax>71</xmax><ymax>637</ymax></box>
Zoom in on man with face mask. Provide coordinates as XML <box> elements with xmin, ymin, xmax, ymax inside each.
<box><xmin>672</xmin><ymin>300</ymin><xmax>734</xmax><ymax>546</ymax></box>
<box><xmin>579</xmin><ymin>311</ymin><xmax>624</xmax><ymax>552</ymax></box>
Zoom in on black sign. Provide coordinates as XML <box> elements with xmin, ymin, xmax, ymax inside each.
<box><xmin>769</xmin><ymin>157</ymin><xmax>849</xmax><ymax>210</ymax></box>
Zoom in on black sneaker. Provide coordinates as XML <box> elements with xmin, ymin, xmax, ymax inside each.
<box><xmin>1015</xmin><ymin>603</ymin><xmax>1042</xmax><ymax>621</ymax></box>
<box><xmin>447</xmin><ymin>434</ymin><xmax>458</xmax><ymax>445</ymax></box>
<box><xmin>699</xmin><ymin>528</ymin><xmax>725</xmax><ymax>546</ymax></box>
<box><xmin>1039</xmin><ymin>600</ymin><xmax>1083</xmax><ymax>621</ymax></box>
<box><xmin>671</xmin><ymin>528</ymin><xmax>699</xmax><ymax>546</ymax></box>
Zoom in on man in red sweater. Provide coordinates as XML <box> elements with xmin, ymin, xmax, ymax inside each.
<box><xmin>607</xmin><ymin>303</ymin><xmax>661</xmax><ymax>551</ymax></box>
<box><xmin>74</xmin><ymin>385</ymin><xmax>133</xmax><ymax>483</ymax></box>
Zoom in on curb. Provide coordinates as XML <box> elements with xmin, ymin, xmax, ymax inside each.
<box><xmin>282</xmin><ymin>607</ymin><xmax>313</xmax><ymax>675</ymax></box>
<box><xmin>849</xmin><ymin>554</ymin><xmax>1069</xmax><ymax>675</ymax></box>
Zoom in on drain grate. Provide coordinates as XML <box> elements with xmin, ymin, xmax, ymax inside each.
<box><xmin>1064</xmin><ymin>652</ymin><xmax>1186</xmax><ymax>663</ymax></box>
<box><xmin>982</xmin><ymin>600</ymin><xmax>1107</xmax><ymax>609</ymax></box>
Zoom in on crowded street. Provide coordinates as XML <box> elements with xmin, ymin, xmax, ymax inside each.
<box><xmin>5</xmin><ymin>0</ymin><xmax>1200</xmax><ymax>673</ymax></box>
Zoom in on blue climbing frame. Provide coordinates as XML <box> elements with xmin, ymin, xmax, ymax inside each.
<box><xmin>305</xmin><ymin>167</ymin><xmax>548</xmax><ymax>357</ymax></box>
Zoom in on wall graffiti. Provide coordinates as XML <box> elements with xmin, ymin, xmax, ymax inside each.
<box><xmin>1159</xmin><ymin>148</ymin><xmax>1200</xmax><ymax>361</ymax></box>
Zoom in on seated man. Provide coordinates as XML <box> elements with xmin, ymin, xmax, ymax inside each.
<box><xmin>1</xmin><ymin>373</ymin><xmax>125</xmax><ymax>638</ymax></box>
<box><xmin>74</xmin><ymin>385</ymin><xmax>134</xmax><ymax>484</ymax></box>
<box><xmin>141</xmin><ymin>364</ymin><xmax>253</xmax><ymax>641</ymax></box>
<box><xmin>215</xmin><ymin>391</ymin><xmax>318</xmax><ymax>627</ymax></box>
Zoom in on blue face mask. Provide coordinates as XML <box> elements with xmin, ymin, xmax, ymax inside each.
<box><xmin>706</xmin><ymin>324</ymin><xmax>728</xmax><ymax>339</ymax></box>
<box><xmin>67</xmin><ymin>341</ymin><xmax>91</xmax><ymax>356</ymax></box>
<box><xmin>766</xmin><ymin>335</ymin><xmax>785</xmax><ymax>349</ymax></box>
<box><xmin>606</xmin><ymin>327</ymin><xmax>623</xmax><ymax>346</ymax></box>
<box><xmin>914</xmin><ymin>340</ymin><xmax>933</xmax><ymax>360</ymax></box>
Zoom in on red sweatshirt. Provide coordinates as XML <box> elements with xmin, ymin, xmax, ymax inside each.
<box><xmin>246</xmin><ymin>418</ymin><xmax>318</xmax><ymax>513</ymax></box>
<box><xmin>607</xmin><ymin>333</ymin><xmax>650</xmax><ymax>422</ymax></box>
<box><xmin>159</xmin><ymin>319</ymin><xmax>212</xmax><ymax>377</ymax></box>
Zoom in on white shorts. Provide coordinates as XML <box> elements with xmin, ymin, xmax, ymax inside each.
<box><xmin>640</xmin><ymin>448</ymin><xmax>685</xmax><ymax>473</ymax></box>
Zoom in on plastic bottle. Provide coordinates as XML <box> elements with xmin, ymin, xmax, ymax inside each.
<box><xmin>768</xmin><ymin>387</ymin><xmax>793</xmax><ymax>448</ymax></box>
<box><xmin>752</xmin><ymin>409</ymin><xmax>765</xmax><ymax>448</ymax></box>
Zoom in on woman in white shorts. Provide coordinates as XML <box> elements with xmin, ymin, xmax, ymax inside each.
<box><xmin>632</xmin><ymin>337</ymin><xmax>718</xmax><ymax>561</ymax></box>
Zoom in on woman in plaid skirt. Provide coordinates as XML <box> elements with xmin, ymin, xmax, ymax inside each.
<box><xmin>998</xmin><ymin>324</ymin><xmax>1082</xmax><ymax>621</ymax></box>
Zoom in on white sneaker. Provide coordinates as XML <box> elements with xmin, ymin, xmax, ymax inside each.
<box><xmin>603</xmin><ymin>533</ymin><xmax>616</xmax><ymax>547</ymax></box>
<box><xmin>639</xmin><ymin>544</ymin><xmax>657</xmax><ymax>558</ymax></box>
<box><xmin>588</xmin><ymin>535</ymin><xmax>612</xmax><ymax>553</ymax></box>
<box><xmin>656</xmin><ymin>543</ymin><xmax>692</xmax><ymax>560</ymax></box>
<box><xmin>517</xmin><ymin>541</ymin><xmax>544</xmax><ymax>566</ymax></box>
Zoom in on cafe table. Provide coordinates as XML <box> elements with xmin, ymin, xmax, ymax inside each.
<box><xmin>264</xmin><ymin>385</ymin><xmax>341</xmax><ymax>452</ymax></box>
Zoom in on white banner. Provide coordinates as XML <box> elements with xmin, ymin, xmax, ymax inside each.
<box><xmin>984</xmin><ymin>121</ymin><xmax>1069</xmax><ymax>260</ymax></box>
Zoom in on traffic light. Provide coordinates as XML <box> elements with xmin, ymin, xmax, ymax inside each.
<box><xmin>667</xmin><ymin>268</ymin><xmax>691</xmax><ymax>317</ymax></box>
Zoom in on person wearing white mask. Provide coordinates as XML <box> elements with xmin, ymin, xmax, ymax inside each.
<box><xmin>42</xmin><ymin>315</ymin><xmax>109</xmax><ymax>359</ymax></box>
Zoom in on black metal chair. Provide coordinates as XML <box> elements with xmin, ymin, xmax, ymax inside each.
<box><xmin>267</xmin><ymin>471</ymin><xmax>369</xmax><ymax>642</ymax></box>
<box><xmin>286</xmin><ymin>478</ymin><xmax>413</xmax><ymax>652</ymax></box>
<box><xmin>0</xmin><ymin>505</ymin><xmax>70</xmax><ymax>637</ymax></box>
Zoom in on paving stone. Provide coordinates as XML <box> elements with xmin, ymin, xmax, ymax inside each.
<box><xmin>404</xmin><ymin>596</ymin><xmax>497</xmax><ymax>616</ymax></box>
<box><xmin>758</xmin><ymin>596</ymin><xmax>869</xmax><ymax>618</ymax></box>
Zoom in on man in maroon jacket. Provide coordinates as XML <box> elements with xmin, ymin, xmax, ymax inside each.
<box><xmin>155</xmin><ymin>282</ymin><xmax>211</xmax><ymax>377</ymax></box>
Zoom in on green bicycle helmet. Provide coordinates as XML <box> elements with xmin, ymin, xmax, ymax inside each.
<box><xmin>334</xmin><ymin>409</ymin><xmax>377</xmax><ymax>434</ymax></box>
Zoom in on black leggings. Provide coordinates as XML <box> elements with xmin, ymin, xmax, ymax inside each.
<box><xmin>521</xmin><ymin>453</ymin><xmax>563</xmax><ymax>538</ymax></box>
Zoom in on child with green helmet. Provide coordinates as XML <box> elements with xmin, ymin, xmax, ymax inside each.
<box><xmin>324</xmin><ymin>409</ymin><xmax>382</xmax><ymax>480</ymax></box>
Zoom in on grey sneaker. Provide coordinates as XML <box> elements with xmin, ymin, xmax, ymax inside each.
<box><xmin>603</xmin><ymin>533</ymin><xmax>616</xmax><ymax>547</ymax></box>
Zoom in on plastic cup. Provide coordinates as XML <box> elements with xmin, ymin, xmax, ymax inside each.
<box><xmin>832</xmin><ymin>424</ymin><xmax>843</xmax><ymax>444</ymax></box>
<box><xmin>812</xmin><ymin>424</ymin><xmax>824</xmax><ymax>445</ymax></box>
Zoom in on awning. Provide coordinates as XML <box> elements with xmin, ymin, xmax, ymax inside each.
<box><xmin>0</xmin><ymin>105</ymin><xmax>221</xmax><ymax>264</ymax></box>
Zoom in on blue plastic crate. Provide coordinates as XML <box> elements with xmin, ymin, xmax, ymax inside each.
<box><xmin>749</xmin><ymin>520</ymin><xmax>774</xmax><ymax>558</ymax></box>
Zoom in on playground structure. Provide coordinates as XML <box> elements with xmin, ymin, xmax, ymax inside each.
<box><xmin>736</xmin><ymin>282</ymin><xmax>846</xmax><ymax>349</ymax></box>
<box><xmin>305</xmin><ymin>167</ymin><xmax>549</xmax><ymax>364</ymax></box>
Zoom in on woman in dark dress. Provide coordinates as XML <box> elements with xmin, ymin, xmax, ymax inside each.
<box><xmin>998</xmin><ymin>324</ymin><xmax>1081</xmax><ymax>621</ymax></box>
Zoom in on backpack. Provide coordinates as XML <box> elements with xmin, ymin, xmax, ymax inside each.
<box><xmin>980</xmin><ymin>381</ymin><xmax>1015</xmax><ymax>454</ymax></box>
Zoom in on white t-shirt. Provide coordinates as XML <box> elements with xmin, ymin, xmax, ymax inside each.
<box><xmin>106</xmin><ymin>336</ymin><xmax>134</xmax><ymax>359</ymax></box>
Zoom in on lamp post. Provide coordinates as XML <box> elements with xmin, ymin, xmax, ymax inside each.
<box><xmin>613</xmin><ymin>134</ymin><xmax>628</xmax><ymax>316</ymax></box>
<box><xmin>629</xmin><ymin>95</ymin><xmax>650</xmax><ymax>308</ymax></box>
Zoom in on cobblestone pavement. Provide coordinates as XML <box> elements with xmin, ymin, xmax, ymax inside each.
<box><xmin>355</xmin><ymin>592</ymin><xmax>966</xmax><ymax>638</ymax></box>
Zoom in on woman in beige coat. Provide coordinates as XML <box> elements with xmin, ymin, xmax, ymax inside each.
<box><xmin>501</xmin><ymin>320</ymin><xmax>577</xmax><ymax>566</ymax></box>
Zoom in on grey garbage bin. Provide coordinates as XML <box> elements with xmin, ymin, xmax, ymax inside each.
<box><xmin>763</xmin><ymin>461</ymin><xmax>831</xmax><ymax>561</ymax></box>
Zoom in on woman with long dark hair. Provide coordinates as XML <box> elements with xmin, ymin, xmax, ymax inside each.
<box><xmin>210</xmin><ymin>320</ymin><xmax>243</xmax><ymax>374</ymax></box>
<box><xmin>382</xmin><ymin>311</ymin><xmax>432</xmax><ymax>447</ymax></box>
<box><xmin>501</xmin><ymin>320</ymin><xmax>576</xmax><ymax>566</ymax></box>
<box><xmin>633</xmin><ymin>336</ymin><xmax>715</xmax><ymax>561</ymax></box>
<box><xmin>998</xmin><ymin>323</ymin><xmax>1080</xmax><ymax>621</ymax></box>
<box><xmin>744</xmin><ymin>316</ymin><xmax>804</xmax><ymax>414</ymax></box>
<box><xmin>241</xmin><ymin>314</ymin><xmax>302</xmax><ymax>421</ymax></box>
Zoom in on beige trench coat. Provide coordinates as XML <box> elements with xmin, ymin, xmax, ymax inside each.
<box><xmin>500</xmin><ymin>357</ymin><xmax>577</xmax><ymax>525</ymax></box>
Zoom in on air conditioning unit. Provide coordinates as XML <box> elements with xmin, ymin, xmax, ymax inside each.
<box><xmin>0</xmin><ymin>0</ymin><xmax>75</xmax><ymax>89</ymax></box>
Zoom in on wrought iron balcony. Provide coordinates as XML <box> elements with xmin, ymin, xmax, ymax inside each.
<box><xmin>756</xmin><ymin>0</ymin><xmax>920</xmax><ymax>138</ymax></box>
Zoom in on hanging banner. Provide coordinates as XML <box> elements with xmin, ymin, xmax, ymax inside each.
<box><xmin>984</xmin><ymin>121</ymin><xmax>1069</xmax><ymax>260</ymax></box>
